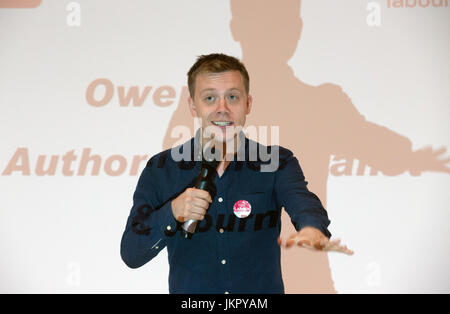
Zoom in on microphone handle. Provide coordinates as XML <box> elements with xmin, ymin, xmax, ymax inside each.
<box><xmin>181</xmin><ymin>219</ymin><xmax>197</xmax><ymax>239</ymax></box>
<box><xmin>181</xmin><ymin>168</ymin><xmax>216</xmax><ymax>239</ymax></box>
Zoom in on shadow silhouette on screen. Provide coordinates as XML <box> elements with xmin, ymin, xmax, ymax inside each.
<box><xmin>162</xmin><ymin>0</ymin><xmax>450</xmax><ymax>293</ymax></box>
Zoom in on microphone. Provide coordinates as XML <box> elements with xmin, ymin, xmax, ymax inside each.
<box><xmin>181</xmin><ymin>151</ymin><xmax>220</xmax><ymax>239</ymax></box>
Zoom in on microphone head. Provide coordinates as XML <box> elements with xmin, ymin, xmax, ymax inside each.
<box><xmin>195</xmin><ymin>146</ymin><xmax>220</xmax><ymax>197</ymax></box>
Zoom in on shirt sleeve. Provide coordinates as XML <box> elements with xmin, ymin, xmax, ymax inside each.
<box><xmin>274</xmin><ymin>147</ymin><xmax>332</xmax><ymax>238</ymax></box>
<box><xmin>120</xmin><ymin>157</ymin><xmax>178</xmax><ymax>269</ymax></box>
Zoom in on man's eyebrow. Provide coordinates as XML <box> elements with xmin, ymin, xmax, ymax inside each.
<box><xmin>200</xmin><ymin>88</ymin><xmax>243</xmax><ymax>94</ymax></box>
<box><xmin>199</xmin><ymin>88</ymin><xmax>216</xmax><ymax>94</ymax></box>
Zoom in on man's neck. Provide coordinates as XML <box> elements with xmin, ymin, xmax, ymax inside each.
<box><xmin>200</xmin><ymin>134</ymin><xmax>242</xmax><ymax>161</ymax></box>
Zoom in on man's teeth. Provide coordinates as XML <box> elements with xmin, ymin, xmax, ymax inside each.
<box><xmin>212</xmin><ymin>121</ymin><xmax>232</xmax><ymax>126</ymax></box>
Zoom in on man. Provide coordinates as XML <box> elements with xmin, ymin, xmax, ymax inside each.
<box><xmin>120</xmin><ymin>53</ymin><xmax>352</xmax><ymax>294</ymax></box>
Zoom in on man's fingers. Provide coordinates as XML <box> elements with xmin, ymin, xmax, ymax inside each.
<box><xmin>191</xmin><ymin>213</ymin><xmax>205</xmax><ymax>221</ymax></box>
<box><xmin>190</xmin><ymin>206</ymin><xmax>206</xmax><ymax>215</ymax></box>
<box><xmin>188</xmin><ymin>206</ymin><xmax>207</xmax><ymax>220</ymax></box>
<box><xmin>322</xmin><ymin>239</ymin><xmax>354</xmax><ymax>255</ymax></box>
<box><xmin>279</xmin><ymin>235</ymin><xmax>354</xmax><ymax>255</ymax></box>
<box><xmin>286</xmin><ymin>234</ymin><xmax>303</xmax><ymax>248</ymax></box>
<box><xmin>285</xmin><ymin>238</ymin><xmax>296</xmax><ymax>248</ymax></box>
<box><xmin>296</xmin><ymin>238</ymin><xmax>312</xmax><ymax>248</ymax></box>
<box><xmin>278</xmin><ymin>235</ymin><xmax>312</xmax><ymax>249</ymax></box>
<box><xmin>277</xmin><ymin>236</ymin><xmax>295</xmax><ymax>248</ymax></box>
<box><xmin>191</xmin><ymin>188</ymin><xmax>212</xmax><ymax>203</ymax></box>
<box><xmin>177</xmin><ymin>212</ymin><xmax>205</xmax><ymax>222</ymax></box>
<box><xmin>322</xmin><ymin>238</ymin><xmax>340</xmax><ymax>248</ymax></box>
<box><xmin>191</xmin><ymin>198</ymin><xmax>210</xmax><ymax>210</ymax></box>
<box><xmin>183</xmin><ymin>210</ymin><xmax>205</xmax><ymax>221</ymax></box>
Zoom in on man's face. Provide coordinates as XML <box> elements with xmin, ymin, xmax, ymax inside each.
<box><xmin>189</xmin><ymin>70</ymin><xmax>252</xmax><ymax>145</ymax></box>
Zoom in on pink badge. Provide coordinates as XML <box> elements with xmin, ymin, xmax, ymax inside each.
<box><xmin>233</xmin><ymin>200</ymin><xmax>252</xmax><ymax>218</ymax></box>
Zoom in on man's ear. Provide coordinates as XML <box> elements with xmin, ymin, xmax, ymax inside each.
<box><xmin>188</xmin><ymin>96</ymin><xmax>197</xmax><ymax>117</ymax></box>
<box><xmin>246</xmin><ymin>94</ymin><xmax>253</xmax><ymax>115</ymax></box>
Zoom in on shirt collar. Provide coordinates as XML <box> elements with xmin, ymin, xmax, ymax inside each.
<box><xmin>190</xmin><ymin>128</ymin><xmax>249</xmax><ymax>162</ymax></box>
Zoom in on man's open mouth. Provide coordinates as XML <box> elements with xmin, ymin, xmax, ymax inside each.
<box><xmin>211</xmin><ymin>121</ymin><xmax>234</xmax><ymax>127</ymax></box>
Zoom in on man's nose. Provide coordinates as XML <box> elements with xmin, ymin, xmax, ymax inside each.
<box><xmin>216</xmin><ymin>96</ymin><xmax>230</xmax><ymax>114</ymax></box>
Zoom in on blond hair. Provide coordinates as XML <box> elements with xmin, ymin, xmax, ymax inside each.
<box><xmin>187</xmin><ymin>53</ymin><xmax>250</xmax><ymax>97</ymax></box>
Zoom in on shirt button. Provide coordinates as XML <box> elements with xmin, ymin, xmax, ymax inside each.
<box><xmin>218</xmin><ymin>197</ymin><xmax>223</xmax><ymax>203</ymax></box>
<box><xmin>221</xmin><ymin>259</ymin><xmax>226</xmax><ymax>265</ymax></box>
<box><xmin>166</xmin><ymin>225</ymin><xmax>171</xmax><ymax>231</ymax></box>
<box><xmin>219</xmin><ymin>228</ymin><xmax>224</xmax><ymax>233</ymax></box>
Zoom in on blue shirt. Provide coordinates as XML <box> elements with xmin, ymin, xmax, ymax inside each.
<box><xmin>120</xmin><ymin>133</ymin><xmax>331</xmax><ymax>294</ymax></box>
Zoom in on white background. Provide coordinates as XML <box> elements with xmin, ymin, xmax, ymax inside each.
<box><xmin>0</xmin><ymin>0</ymin><xmax>449</xmax><ymax>293</ymax></box>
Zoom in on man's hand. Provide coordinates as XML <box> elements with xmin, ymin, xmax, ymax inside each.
<box><xmin>171</xmin><ymin>188</ymin><xmax>212</xmax><ymax>222</ymax></box>
<box><xmin>277</xmin><ymin>226</ymin><xmax>354</xmax><ymax>255</ymax></box>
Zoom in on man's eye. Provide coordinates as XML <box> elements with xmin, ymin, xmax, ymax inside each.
<box><xmin>204</xmin><ymin>96</ymin><xmax>215</xmax><ymax>103</ymax></box>
<box><xmin>227</xmin><ymin>95</ymin><xmax>239</xmax><ymax>101</ymax></box>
